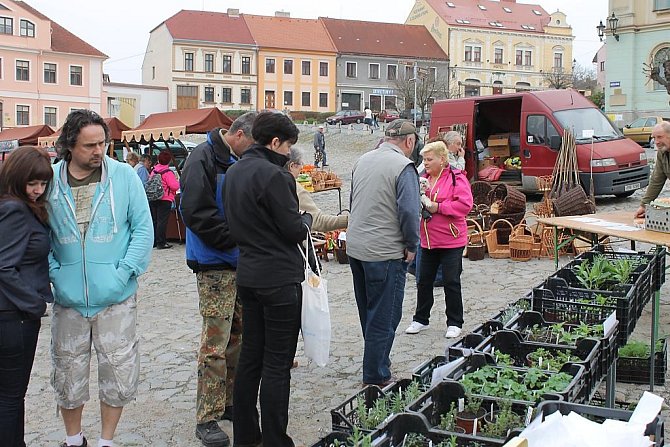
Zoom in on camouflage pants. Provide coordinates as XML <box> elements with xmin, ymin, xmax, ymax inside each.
<box><xmin>196</xmin><ymin>270</ymin><xmax>242</xmax><ymax>424</ymax></box>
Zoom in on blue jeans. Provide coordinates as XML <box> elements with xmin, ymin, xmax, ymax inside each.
<box><xmin>409</xmin><ymin>246</ymin><xmax>444</xmax><ymax>286</ymax></box>
<box><xmin>349</xmin><ymin>257</ymin><xmax>407</xmax><ymax>384</ymax></box>
<box><xmin>414</xmin><ymin>247</ymin><xmax>465</xmax><ymax>327</ymax></box>
<box><xmin>233</xmin><ymin>284</ymin><xmax>302</xmax><ymax>447</ymax></box>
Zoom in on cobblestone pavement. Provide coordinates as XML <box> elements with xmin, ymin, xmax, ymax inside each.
<box><xmin>24</xmin><ymin>126</ymin><xmax>670</xmax><ymax>445</ymax></box>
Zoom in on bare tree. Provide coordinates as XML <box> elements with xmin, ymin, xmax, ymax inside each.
<box><xmin>542</xmin><ymin>67</ymin><xmax>573</xmax><ymax>89</ymax></box>
<box><xmin>393</xmin><ymin>64</ymin><xmax>449</xmax><ymax>116</ymax></box>
<box><xmin>572</xmin><ymin>63</ymin><xmax>598</xmax><ymax>91</ymax></box>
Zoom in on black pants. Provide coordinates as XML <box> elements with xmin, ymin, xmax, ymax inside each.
<box><xmin>149</xmin><ymin>200</ymin><xmax>171</xmax><ymax>247</ymax></box>
<box><xmin>0</xmin><ymin>316</ymin><xmax>40</xmax><ymax>447</ymax></box>
<box><xmin>233</xmin><ymin>284</ymin><xmax>302</xmax><ymax>447</ymax></box>
<box><xmin>413</xmin><ymin>246</ymin><xmax>465</xmax><ymax>327</ymax></box>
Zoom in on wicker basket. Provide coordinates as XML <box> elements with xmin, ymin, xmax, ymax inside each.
<box><xmin>509</xmin><ymin>223</ymin><xmax>534</xmax><ymax>262</ymax></box>
<box><xmin>535</xmin><ymin>175</ymin><xmax>554</xmax><ymax>192</ymax></box>
<box><xmin>490</xmin><ymin>184</ymin><xmax>526</xmax><ymax>214</ymax></box>
<box><xmin>485</xmin><ymin>219</ymin><xmax>514</xmax><ymax>259</ymax></box>
<box><xmin>467</xmin><ymin>204</ymin><xmax>491</xmax><ymax>231</ymax></box>
<box><xmin>540</xmin><ymin>225</ymin><xmax>574</xmax><ymax>258</ymax></box>
<box><xmin>552</xmin><ymin>186</ymin><xmax>596</xmax><ymax>217</ymax></box>
<box><xmin>466</xmin><ymin>218</ymin><xmax>487</xmax><ymax>261</ymax></box>
<box><xmin>334</xmin><ymin>240</ymin><xmax>349</xmax><ymax>264</ymax></box>
<box><xmin>471</xmin><ymin>181</ymin><xmax>493</xmax><ymax>206</ymax></box>
<box><xmin>489</xmin><ymin>211</ymin><xmax>525</xmax><ymax>244</ymax></box>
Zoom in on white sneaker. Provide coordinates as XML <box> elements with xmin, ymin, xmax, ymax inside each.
<box><xmin>405</xmin><ymin>321</ymin><xmax>428</xmax><ymax>334</ymax></box>
<box><xmin>445</xmin><ymin>326</ymin><xmax>462</xmax><ymax>338</ymax></box>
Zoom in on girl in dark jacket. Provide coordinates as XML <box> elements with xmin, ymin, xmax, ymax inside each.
<box><xmin>0</xmin><ymin>146</ymin><xmax>54</xmax><ymax>446</ymax></box>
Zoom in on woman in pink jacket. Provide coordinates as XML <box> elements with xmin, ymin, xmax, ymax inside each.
<box><xmin>405</xmin><ymin>139</ymin><xmax>473</xmax><ymax>338</ymax></box>
<box><xmin>149</xmin><ymin>150</ymin><xmax>180</xmax><ymax>249</ymax></box>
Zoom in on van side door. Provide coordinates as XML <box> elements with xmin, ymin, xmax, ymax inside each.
<box><xmin>522</xmin><ymin>114</ymin><xmax>561</xmax><ymax>177</ymax></box>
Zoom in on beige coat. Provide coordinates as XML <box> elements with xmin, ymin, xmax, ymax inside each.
<box><xmin>295</xmin><ymin>181</ymin><xmax>348</xmax><ymax>232</ymax></box>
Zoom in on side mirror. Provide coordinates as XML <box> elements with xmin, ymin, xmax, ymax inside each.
<box><xmin>549</xmin><ymin>135</ymin><xmax>562</xmax><ymax>150</ymax></box>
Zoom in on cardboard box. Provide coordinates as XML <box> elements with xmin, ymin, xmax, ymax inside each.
<box><xmin>487</xmin><ymin>133</ymin><xmax>510</xmax><ymax>157</ymax></box>
<box><xmin>479</xmin><ymin>157</ymin><xmax>497</xmax><ymax>169</ymax></box>
<box><xmin>490</xmin><ymin>145</ymin><xmax>510</xmax><ymax>157</ymax></box>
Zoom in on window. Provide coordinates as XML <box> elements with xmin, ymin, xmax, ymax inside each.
<box><xmin>384</xmin><ymin>96</ymin><xmax>397</xmax><ymax>109</ymax></box>
<box><xmin>222</xmin><ymin>55</ymin><xmax>232</xmax><ymax>73</ymax></box>
<box><xmin>655</xmin><ymin>0</ymin><xmax>670</xmax><ymax>9</ymax></box>
<box><xmin>44</xmin><ymin>63</ymin><xmax>56</xmax><ymax>83</ymax></box>
<box><xmin>152</xmin><ymin>66</ymin><xmax>155</xmax><ymax>79</ymax></box>
<box><xmin>464</xmin><ymin>45</ymin><xmax>481</xmax><ymax>62</ymax></box>
<box><xmin>319</xmin><ymin>61</ymin><xmax>328</xmax><ymax>76</ymax></box>
<box><xmin>494</xmin><ymin>48</ymin><xmax>503</xmax><ymax>64</ymax></box>
<box><xmin>284</xmin><ymin>59</ymin><xmax>293</xmax><ymax>74</ymax></box>
<box><xmin>16</xmin><ymin>105</ymin><xmax>29</xmax><ymax>125</ymax></box>
<box><xmin>429</xmin><ymin>67</ymin><xmax>437</xmax><ymax>82</ymax></box>
<box><xmin>302</xmin><ymin>60</ymin><xmax>311</xmax><ymax>75</ymax></box>
<box><xmin>0</xmin><ymin>17</ymin><xmax>12</xmax><ymax>34</ymax></box>
<box><xmin>319</xmin><ymin>93</ymin><xmax>328</xmax><ymax>108</ymax></box>
<box><xmin>70</xmin><ymin>66</ymin><xmax>82</xmax><ymax>85</ymax></box>
<box><xmin>387</xmin><ymin>64</ymin><xmax>397</xmax><ymax>81</ymax></box>
<box><xmin>184</xmin><ymin>52</ymin><xmax>194</xmax><ymax>71</ymax></box>
<box><xmin>600</xmin><ymin>61</ymin><xmax>605</xmax><ymax>71</ymax></box>
<box><xmin>204</xmin><ymin>87</ymin><xmax>214</xmax><ymax>102</ymax></box>
<box><xmin>301</xmin><ymin>92</ymin><xmax>310</xmax><ymax>107</ymax></box>
<box><xmin>515</xmin><ymin>81</ymin><xmax>531</xmax><ymax>92</ymax></box>
<box><xmin>652</xmin><ymin>47</ymin><xmax>670</xmax><ymax>90</ymax></box>
<box><xmin>369</xmin><ymin>63</ymin><xmax>380</xmax><ymax>79</ymax></box>
<box><xmin>464</xmin><ymin>79</ymin><xmax>480</xmax><ymax>97</ymax></box>
<box><xmin>240</xmin><ymin>88</ymin><xmax>251</xmax><ymax>104</ymax></box>
<box><xmin>516</xmin><ymin>49</ymin><xmax>532</xmax><ymax>66</ymax></box>
<box><xmin>221</xmin><ymin>87</ymin><xmax>232</xmax><ymax>103</ymax></box>
<box><xmin>19</xmin><ymin>19</ymin><xmax>34</xmax><ymax>37</ymax></box>
<box><xmin>346</xmin><ymin>62</ymin><xmax>356</xmax><ymax>78</ymax></box>
<box><xmin>526</xmin><ymin>115</ymin><xmax>560</xmax><ymax>146</ymax></box>
<box><xmin>265</xmin><ymin>58</ymin><xmax>275</xmax><ymax>73</ymax></box>
<box><xmin>204</xmin><ymin>54</ymin><xmax>214</xmax><ymax>72</ymax></box>
<box><xmin>241</xmin><ymin>56</ymin><xmax>251</xmax><ymax>74</ymax></box>
<box><xmin>16</xmin><ymin>60</ymin><xmax>29</xmax><ymax>81</ymax></box>
<box><xmin>284</xmin><ymin>91</ymin><xmax>293</xmax><ymax>106</ymax></box>
<box><xmin>44</xmin><ymin>107</ymin><xmax>57</xmax><ymax>127</ymax></box>
<box><xmin>553</xmin><ymin>52</ymin><xmax>563</xmax><ymax>69</ymax></box>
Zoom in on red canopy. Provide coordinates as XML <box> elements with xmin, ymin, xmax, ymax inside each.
<box><xmin>105</xmin><ymin>117</ymin><xmax>131</xmax><ymax>141</ymax></box>
<box><xmin>0</xmin><ymin>124</ymin><xmax>54</xmax><ymax>146</ymax></box>
<box><xmin>133</xmin><ymin>107</ymin><xmax>232</xmax><ymax>134</ymax></box>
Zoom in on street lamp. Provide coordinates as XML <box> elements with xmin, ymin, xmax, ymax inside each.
<box><xmin>597</xmin><ymin>20</ymin><xmax>605</xmax><ymax>41</ymax></box>
<box><xmin>598</xmin><ymin>13</ymin><xmax>619</xmax><ymax>42</ymax></box>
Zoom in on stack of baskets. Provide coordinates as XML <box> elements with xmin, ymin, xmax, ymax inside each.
<box><xmin>509</xmin><ymin>223</ymin><xmax>536</xmax><ymax>262</ymax></box>
<box><xmin>552</xmin><ymin>185</ymin><xmax>595</xmax><ymax>217</ymax></box>
<box><xmin>466</xmin><ymin>218</ymin><xmax>486</xmax><ymax>261</ymax></box>
<box><xmin>488</xmin><ymin>184</ymin><xmax>527</xmax><ymax>244</ymax></box>
<box><xmin>485</xmin><ymin>219</ymin><xmax>514</xmax><ymax>259</ymax></box>
<box><xmin>471</xmin><ymin>181</ymin><xmax>493</xmax><ymax>206</ymax></box>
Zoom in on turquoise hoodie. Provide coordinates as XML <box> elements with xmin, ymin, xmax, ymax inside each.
<box><xmin>47</xmin><ymin>156</ymin><xmax>153</xmax><ymax>317</ymax></box>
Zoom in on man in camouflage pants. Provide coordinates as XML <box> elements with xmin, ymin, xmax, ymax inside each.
<box><xmin>180</xmin><ymin>112</ymin><xmax>256</xmax><ymax>447</ymax></box>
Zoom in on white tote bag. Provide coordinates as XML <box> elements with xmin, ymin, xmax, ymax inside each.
<box><xmin>299</xmin><ymin>231</ymin><xmax>331</xmax><ymax>367</ymax></box>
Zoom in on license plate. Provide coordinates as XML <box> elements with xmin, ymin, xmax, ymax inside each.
<box><xmin>624</xmin><ymin>182</ymin><xmax>641</xmax><ymax>191</ymax></box>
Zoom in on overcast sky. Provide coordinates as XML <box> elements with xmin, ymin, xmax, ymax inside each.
<box><xmin>25</xmin><ymin>0</ymin><xmax>608</xmax><ymax>84</ymax></box>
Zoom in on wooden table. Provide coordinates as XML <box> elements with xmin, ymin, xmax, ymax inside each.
<box><xmin>538</xmin><ymin>212</ymin><xmax>669</xmax><ymax>398</ymax></box>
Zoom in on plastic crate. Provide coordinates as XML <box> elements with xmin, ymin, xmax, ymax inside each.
<box><xmin>507</xmin><ymin>311</ymin><xmax>618</xmax><ymax>384</ymax></box>
<box><xmin>309</xmin><ymin>432</ymin><xmax>352</xmax><ymax>447</ymax></box>
<box><xmin>650</xmin><ymin>246</ymin><xmax>667</xmax><ymax>293</ymax></box>
<box><xmin>616</xmin><ymin>338</ymin><xmax>667</xmax><ymax>385</ymax></box>
<box><xmin>369</xmin><ymin>412</ymin><xmax>507</xmax><ymax>447</ymax></box>
<box><xmin>533</xmin><ymin>400</ymin><xmax>665</xmax><ymax>447</ymax></box>
<box><xmin>330</xmin><ymin>379</ymin><xmax>423</xmax><ymax>434</ymax></box>
<box><xmin>532</xmin><ymin>277</ymin><xmax>634</xmax><ymax>346</ymax></box>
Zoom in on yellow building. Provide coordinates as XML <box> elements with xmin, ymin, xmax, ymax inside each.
<box><xmin>243</xmin><ymin>14</ymin><xmax>337</xmax><ymax>112</ymax></box>
<box><xmin>406</xmin><ymin>0</ymin><xmax>574</xmax><ymax>96</ymax></box>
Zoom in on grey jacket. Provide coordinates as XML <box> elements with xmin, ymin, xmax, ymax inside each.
<box><xmin>641</xmin><ymin>149</ymin><xmax>670</xmax><ymax>205</ymax></box>
<box><xmin>314</xmin><ymin>131</ymin><xmax>325</xmax><ymax>150</ymax></box>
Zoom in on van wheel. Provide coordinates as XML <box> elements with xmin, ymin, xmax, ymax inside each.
<box><xmin>615</xmin><ymin>191</ymin><xmax>635</xmax><ymax>198</ymax></box>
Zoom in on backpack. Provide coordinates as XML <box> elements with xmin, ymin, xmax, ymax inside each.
<box><xmin>145</xmin><ymin>169</ymin><xmax>166</xmax><ymax>201</ymax></box>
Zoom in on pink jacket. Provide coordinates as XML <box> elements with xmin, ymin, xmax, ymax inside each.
<box><xmin>420</xmin><ymin>167</ymin><xmax>473</xmax><ymax>249</ymax></box>
<box><xmin>151</xmin><ymin>164</ymin><xmax>180</xmax><ymax>202</ymax></box>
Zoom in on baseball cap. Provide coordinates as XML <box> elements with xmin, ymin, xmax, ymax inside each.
<box><xmin>318</xmin><ymin>124</ymin><xmax>324</xmax><ymax>129</ymax></box>
<box><xmin>385</xmin><ymin>119</ymin><xmax>417</xmax><ymax>137</ymax></box>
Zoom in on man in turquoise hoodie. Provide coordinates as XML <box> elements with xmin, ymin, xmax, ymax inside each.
<box><xmin>47</xmin><ymin>110</ymin><xmax>153</xmax><ymax>447</ymax></box>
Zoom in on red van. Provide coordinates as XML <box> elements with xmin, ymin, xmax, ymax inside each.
<box><xmin>429</xmin><ymin>89</ymin><xmax>649</xmax><ymax>197</ymax></box>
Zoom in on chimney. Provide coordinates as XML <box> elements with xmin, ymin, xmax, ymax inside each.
<box><xmin>227</xmin><ymin>8</ymin><xmax>240</xmax><ymax>17</ymax></box>
<box><xmin>275</xmin><ymin>11</ymin><xmax>290</xmax><ymax>18</ymax></box>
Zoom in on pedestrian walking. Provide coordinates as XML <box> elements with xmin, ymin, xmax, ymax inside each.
<box><xmin>180</xmin><ymin>112</ymin><xmax>256</xmax><ymax>447</ymax></box>
<box><xmin>346</xmin><ymin>119</ymin><xmax>420</xmax><ymax>387</ymax></box>
<box><xmin>313</xmin><ymin>125</ymin><xmax>327</xmax><ymax>168</ymax></box>
<box><xmin>47</xmin><ymin>109</ymin><xmax>153</xmax><ymax>447</ymax></box>
<box><xmin>148</xmin><ymin>150</ymin><xmax>180</xmax><ymax>250</ymax></box>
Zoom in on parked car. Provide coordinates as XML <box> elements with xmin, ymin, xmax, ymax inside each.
<box><xmin>623</xmin><ymin>116</ymin><xmax>670</xmax><ymax>147</ymax></box>
<box><xmin>139</xmin><ymin>139</ymin><xmax>197</xmax><ymax>171</ymax></box>
<box><xmin>326</xmin><ymin>110</ymin><xmax>365</xmax><ymax>125</ymax></box>
<box><xmin>378</xmin><ymin>109</ymin><xmax>400</xmax><ymax>122</ymax></box>
<box><xmin>400</xmin><ymin>109</ymin><xmax>431</xmax><ymax>127</ymax></box>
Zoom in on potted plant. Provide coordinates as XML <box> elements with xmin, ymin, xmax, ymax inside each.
<box><xmin>481</xmin><ymin>399</ymin><xmax>525</xmax><ymax>439</ymax></box>
<box><xmin>455</xmin><ymin>394</ymin><xmax>486</xmax><ymax>434</ymax></box>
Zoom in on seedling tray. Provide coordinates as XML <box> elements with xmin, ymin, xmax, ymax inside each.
<box><xmin>616</xmin><ymin>338</ymin><xmax>667</xmax><ymax>385</ymax></box>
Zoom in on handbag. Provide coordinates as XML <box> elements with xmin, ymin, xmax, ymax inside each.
<box><xmin>299</xmin><ymin>229</ymin><xmax>331</xmax><ymax>367</ymax></box>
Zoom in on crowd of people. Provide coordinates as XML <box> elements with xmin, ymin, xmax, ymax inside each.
<box><xmin>6</xmin><ymin>110</ymin><xmax>667</xmax><ymax>447</ymax></box>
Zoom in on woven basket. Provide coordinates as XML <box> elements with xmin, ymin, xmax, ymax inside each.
<box><xmin>540</xmin><ymin>225</ymin><xmax>574</xmax><ymax>258</ymax></box>
<box><xmin>334</xmin><ymin>240</ymin><xmax>349</xmax><ymax>264</ymax></box>
<box><xmin>489</xmin><ymin>211</ymin><xmax>525</xmax><ymax>244</ymax></box>
<box><xmin>485</xmin><ymin>219</ymin><xmax>514</xmax><ymax>259</ymax></box>
<box><xmin>466</xmin><ymin>218</ymin><xmax>487</xmax><ymax>261</ymax></box>
<box><xmin>509</xmin><ymin>223</ymin><xmax>534</xmax><ymax>262</ymax></box>
<box><xmin>552</xmin><ymin>186</ymin><xmax>596</xmax><ymax>217</ymax></box>
<box><xmin>535</xmin><ymin>175</ymin><xmax>553</xmax><ymax>192</ymax></box>
<box><xmin>471</xmin><ymin>181</ymin><xmax>493</xmax><ymax>206</ymax></box>
<box><xmin>490</xmin><ymin>184</ymin><xmax>526</xmax><ymax>214</ymax></box>
<box><xmin>467</xmin><ymin>204</ymin><xmax>491</xmax><ymax>231</ymax></box>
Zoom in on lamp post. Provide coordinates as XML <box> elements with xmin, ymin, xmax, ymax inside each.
<box><xmin>446</xmin><ymin>56</ymin><xmax>450</xmax><ymax>99</ymax></box>
<box><xmin>597</xmin><ymin>12</ymin><xmax>619</xmax><ymax>42</ymax></box>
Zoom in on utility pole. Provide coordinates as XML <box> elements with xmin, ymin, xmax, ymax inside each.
<box><xmin>413</xmin><ymin>61</ymin><xmax>418</xmax><ymax>127</ymax></box>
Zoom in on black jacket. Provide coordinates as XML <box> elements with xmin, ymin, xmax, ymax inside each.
<box><xmin>0</xmin><ymin>199</ymin><xmax>53</xmax><ymax>318</ymax></box>
<box><xmin>222</xmin><ymin>144</ymin><xmax>312</xmax><ymax>288</ymax></box>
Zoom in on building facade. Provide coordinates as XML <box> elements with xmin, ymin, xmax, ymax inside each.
<box><xmin>405</xmin><ymin>0</ymin><xmax>574</xmax><ymax>97</ymax></box>
<box><xmin>320</xmin><ymin>18</ymin><xmax>449</xmax><ymax>112</ymax></box>
<box><xmin>143</xmin><ymin>9</ymin><xmax>258</xmax><ymax>111</ymax></box>
<box><xmin>604</xmin><ymin>0</ymin><xmax>670</xmax><ymax>125</ymax></box>
<box><xmin>0</xmin><ymin>0</ymin><xmax>107</xmax><ymax>130</ymax></box>
<box><xmin>593</xmin><ymin>44</ymin><xmax>607</xmax><ymax>91</ymax></box>
<box><xmin>104</xmin><ymin>82</ymin><xmax>169</xmax><ymax>127</ymax></box>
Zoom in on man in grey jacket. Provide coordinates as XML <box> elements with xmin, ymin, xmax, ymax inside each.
<box><xmin>313</xmin><ymin>125</ymin><xmax>327</xmax><ymax>167</ymax></box>
<box><xmin>346</xmin><ymin>119</ymin><xmax>420</xmax><ymax>387</ymax></box>
<box><xmin>636</xmin><ymin>121</ymin><xmax>670</xmax><ymax>218</ymax></box>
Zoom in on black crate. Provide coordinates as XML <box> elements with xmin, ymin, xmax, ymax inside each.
<box><xmin>330</xmin><ymin>379</ymin><xmax>424</xmax><ymax>434</ymax></box>
<box><xmin>507</xmin><ymin>311</ymin><xmax>618</xmax><ymax>384</ymax></box>
<box><xmin>651</xmin><ymin>246</ymin><xmax>667</xmax><ymax>293</ymax></box>
<box><xmin>533</xmin><ymin>400</ymin><xmax>665</xmax><ymax>447</ymax></box>
<box><xmin>412</xmin><ymin>356</ymin><xmax>449</xmax><ymax>389</ymax></box>
<box><xmin>369</xmin><ymin>412</ymin><xmax>507</xmax><ymax>447</ymax></box>
<box><xmin>532</xmin><ymin>277</ymin><xmax>634</xmax><ymax>346</ymax></box>
<box><xmin>616</xmin><ymin>338</ymin><xmax>667</xmax><ymax>385</ymax></box>
<box><xmin>309</xmin><ymin>432</ymin><xmax>352</xmax><ymax>447</ymax></box>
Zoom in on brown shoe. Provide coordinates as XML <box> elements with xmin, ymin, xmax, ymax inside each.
<box><xmin>291</xmin><ymin>360</ymin><xmax>299</xmax><ymax>369</ymax></box>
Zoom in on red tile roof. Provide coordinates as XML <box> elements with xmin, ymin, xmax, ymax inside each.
<box><xmin>160</xmin><ymin>10</ymin><xmax>255</xmax><ymax>45</ymax></box>
<box><xmin>15</xmin><ymin>1</ymin><xmax>107</xmax><ymax>57</ymax></box>
<box><xmin>320</xmin><ymin>18</ymin><xmax>447</xmax><ymax>60</ymax></box>
<box><xmin>422</xmin><ymin>0</ymin><xmax>551</xmax><ymax>34</ymax></box>
<box><xmin>243</xmin><ymin>14</ymin><xmax>336</xmax><ymax>53</ymax></box>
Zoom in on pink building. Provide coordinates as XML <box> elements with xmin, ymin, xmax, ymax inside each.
<box><xmin>0</xmin><ymin>0</ymin><xmax>107</xmax><ymax>131</ymax></box>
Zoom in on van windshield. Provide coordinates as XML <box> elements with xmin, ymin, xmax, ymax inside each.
<box><xmin>553</xmin><ymin>108</ymin><xmax>622</xmax><ymax>142</ymax></box>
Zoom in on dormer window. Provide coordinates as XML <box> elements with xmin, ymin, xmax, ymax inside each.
<box><xmin>20</xmin><ymin>19</ymin><xmax>34</xmax><ymax>37</ymax></box>
<box><xmin>456</xmin><ymin>19</ymin><xmax>471</xmax><ymax>24</ymax></box>
<box><xmin>0</xmin><ymin>16</ymin><xmax>12</xmax><ymax>34</ymax></box>
<box><xmin>446</xmin><ymin>1</ymin><xmax>455</xmax><ymax>7</ymax></box>
<box><xmin>478</xmin><ymin>4</ymin><xmax>487</xmax><ymax>10</ymax></box>
<box><xmin>532</xmin><ymin>9</ymin><xmax>542</xmax><ymax>15</ymax></box>
<box><xmin>489</xmin><ymin>21</ymin><xmax>504</xmax><ymax>27</ymax></box>
<box><xmin>503</xmin><ymin>7</ymin><xmax>512</xmax><ymax>13</ymax></box>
